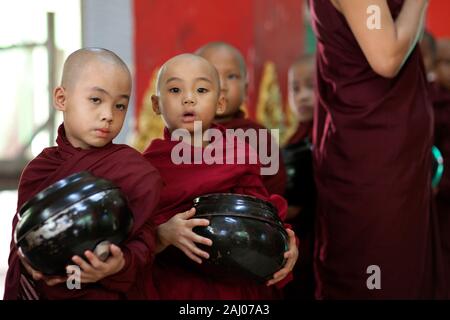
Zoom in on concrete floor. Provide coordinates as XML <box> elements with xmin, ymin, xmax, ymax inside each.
<box><xmin>0</xmin><ymin>190</ymin><xmax>17</xmax><ymax>299</ymax></box>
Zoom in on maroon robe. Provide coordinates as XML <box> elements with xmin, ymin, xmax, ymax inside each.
<box><xmin>309</xmin><ymin>0</ymin><xmax>446</xmax><ymax>299</ymax></box>
<box><xmin>142</xmin><ymin>125</ymin><xmax>291</xmax><ymax>300</ymax></box>
<box><xmin>288</xmin><ymin>121</ymin><xmax>313</xmax><ymax>145</ymax></box>
<box><xmin>3</xmin><ymin>124</ymin><xmax>162</xmax><ymax>300</ymax></box>
<box><xmin>432</xmin><ymin>83</ymin><xmax>450</xmax><ymax>290</ymax></box>
<box><xmin>218</xmin><ymin>110</ymin><xmax>287</xmax><ymax>196</ymax></box>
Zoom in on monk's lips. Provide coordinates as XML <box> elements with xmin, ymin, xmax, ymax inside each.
<box><xmin>192</xmin><ymin>193</ymin><xmax>289</xmax><ymax>283</ymax></box>
<box><xmin>14</xmin><ymin>171</ymin><xmax>134</xmax><ymax>276</ymax></box>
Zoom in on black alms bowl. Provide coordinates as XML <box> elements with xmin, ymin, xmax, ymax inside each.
<box><xmin>14</xmin><ymin>171</ymin><xmax>133</xmax><ymax>275</ymax></box>
<box><xmin>192</xmin><ymin>193</ymin><xmax>289</xmax><ymax>283</ymax></box>
<box><xmin>282</xmin><ymin>138</ymin><xmax>315</xmax><ymax>207</ymax></box>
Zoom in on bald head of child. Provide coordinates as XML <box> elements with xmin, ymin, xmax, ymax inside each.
<box><xmin>53</xmin><ymin>47</ymin><xmax>132</xmax><ymax>149</ymax></box>
<box><xmin>196</xmin><ymin>42</ymin><xmax>247</xmax><ymax>122</ymax></box>
<box><xmin>152</xmin><ymin>53</ymin><xmax>225</xmax><ymax>135</ymax></box>
<box><xmin>288</xmin><ymin>54</ymin><xmax>315</xmax><ymax>124</ymax></box>
<box><xmin>436</xmin><ymin>39</ymin><xmax>450</xmax><ymax>91</ymax></box>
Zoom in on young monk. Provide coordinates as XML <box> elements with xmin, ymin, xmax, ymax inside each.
<box><xmin>3</xmin><ymin>48</ymin><xmax>163</xmax><ymax>300</ymax></box>
<box><xmin>284</xmin><ymin>54</ymin><xmax>316</xmax><ymax>218</ymax></box>
<box><xmin>195</xmin><ymin>42</ymin><xmax>287</xmax><ymax>196</ymax></box>
<box><xmin>433</xmin><ymin>39</ymin><xmax>450</xmax><ymax>295</ymax></box>
<box><xmin>309</xmin><ymin>0</ymin><xmax>446</xmax><ymax>299</ymax></box>
<box><xmin>142</xmin><ymin>53</ymin><xmax>298</xmax><ymax>300</ymax></box>
<box><xmin>420</xmin><ymin>30</ymin><xmax>437</xmax><ymax>81</ymax></box>
<box><xmin>282</xmin><ymin>54</ymin><xmax>316</xmax><ymax>300</ymax></box>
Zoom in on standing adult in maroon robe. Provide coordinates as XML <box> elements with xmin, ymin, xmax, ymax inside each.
<box><xmin>432</xmin><ymin>39</ymin><xmax>450</xmax><ymax>293</ymax></box>
<box><xmin>4</xmin><ymin>48</ymin><xmax>163</xmax><ymax>300</ymax></box>
<box><xmin>309</xmin><ymin>0</ymin><xmax>446</xmax><ymax>298</ymax></box>
<box><xmin>196</xmin><ymin>42</ymin><xmax>287</xmax><ymax>196</ymax></box>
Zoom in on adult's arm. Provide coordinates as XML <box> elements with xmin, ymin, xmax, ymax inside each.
<box><xmin>333</xmin><ymin>0</ymin><xmax>428</xmax><ymax>78</ymax></box>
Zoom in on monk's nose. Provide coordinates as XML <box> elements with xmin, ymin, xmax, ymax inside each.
<box><xmin>183</xmin><ymin>96</ymin><xmax>195</xmax><ymax>105</ymax></box>
<box><xmin>220</xmin><ymin>76</ymin><xmax>228</xmax><ymax>92</ymax></box>
<box><xmin>101</xmin><ymin>106</ymin><xmax>113</xmax><ymax>122</ymax></box>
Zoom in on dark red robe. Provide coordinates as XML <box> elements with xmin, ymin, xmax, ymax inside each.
<box><xmin>432</xmin><ymin>83</ymin><xmax>450</xmax><ymax>292</ymax></box>
<box><xmin>309</xmin><ymin>0</ymin><xmax>446</xmax><ymax>299</ymax></box>
<box><xmin>142</xmin><ymin>125</ymin><xmax>291</xmax><ymax>300</ymax></box>
<box><xmin>3</xmin><ymin>124</ymin><xmax>163</xmax><ymax>300</ymax></box>
<box><xmin>218</xmin><ymin>111</ymin><xmax>287</xmax><ymax>196</ymax></box>
<box><xmin>287</xmin><ymin>121</ymin><xmax>313</xmax><ymax>146</ymax></box>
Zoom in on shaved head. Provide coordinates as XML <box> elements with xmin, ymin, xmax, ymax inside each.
<box><xmin>195</xmin><ymin>42</ymin><xmax>247</xmax><ymax>78</ymax></box>
<box><xmin>61</xmin><ymin>47</ymin><xmax>131</xmax><ymax>89</ymax></box>
<box><xmin>155</xmin><ymin>53</ymin><xmax>220</xmax><ymax>96</ymax></box>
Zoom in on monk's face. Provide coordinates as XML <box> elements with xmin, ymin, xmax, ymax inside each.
<box><xmin>288</xmin><ymin>60</ymin><xmax>315</xmax><ymax>123</ymax></box>
<box><xmin>420</xmin><ymin>37</ymin><xmax>436</xmax><ymax>76</ymax></box>
<box><xmin>199</xmin><ymin>47</ymin><xmax>246</xmax><ymax>118</ymax></box>
<box><xmin>155</xmin><ymin>57</ymin><xmax>223</xmax><ymax>134</ymax></box>
<box><xmin>436</xmin><ymin>41</ymin><xmax>450</xmax><ymax>91</ymax></box>
<box><xmin>57</xmin><ymin>61</ymin><xmax>131</xmax><ymax>149</ymax></box>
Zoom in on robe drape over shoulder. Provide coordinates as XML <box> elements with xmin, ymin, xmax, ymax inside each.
<box><xmin>219</xmin><ymin>111</ymin><xmax>287</xmax><ymax>196</ymax></box>
<box><xmin>309</xmin><ymin>0</ymin><xmax>446</xmax><ymax>299</ymax></box>
<box><xmin>4</xmin><ymin>124</ymin><xmax>163</xmax><ymax>300</ymax></box>
<box><xmin>143</xmin><ymin>124</ymin><xmax>290</xmax><ymax>300</ymax></box>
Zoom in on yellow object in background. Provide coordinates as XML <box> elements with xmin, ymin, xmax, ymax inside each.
<box><xmin>131</xmin><ymin>68</ymin><xmax>164</xmax><ymax>152</ymax></box>
<box><xmin>256</xmin><ymin>61</ymin><xmax>293</xmax><ymax>147</ymax></box>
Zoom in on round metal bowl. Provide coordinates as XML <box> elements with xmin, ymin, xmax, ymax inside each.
<box><xmin>192</xmin><ymin>193</ymin><xmax>289</xmax><ymax>283</ymax></box>
<box><xmin>14</xmin><ymin>171</ymin><xmax>133</xmax><ymax>275</ymax></box>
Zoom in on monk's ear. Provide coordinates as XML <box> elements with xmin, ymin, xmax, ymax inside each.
<box><xmin>151</xmin><ymin>95</ymin><xmax>162</xmax><ymax>115</ymax></box>
<box><xmin>216</xmin><ymin>94</ymin><xmax>226</xmax><ymax>115</ymax></box>
<box><xmin>53</xmin><ymin>86</ymin><xmax>66</xmax><ymax>111</ymax></box>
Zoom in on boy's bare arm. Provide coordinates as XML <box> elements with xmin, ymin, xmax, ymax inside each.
<box><xmin>335</xmin><ymin>0</ymin><xmax>428</xmax><ymax>77</ymax></box>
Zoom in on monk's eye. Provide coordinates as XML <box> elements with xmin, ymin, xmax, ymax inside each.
<box><xmin>89</xmin><ymin>97</ymin><xmax>101</xmax><ymax>104</ymax></box>
<box><xmin>116</xmin><ymin>104</ymin><xmax>127</xmax><ymax>111</ymax></box>
<box><xmin>228</xmin><ymin>73</ymin><xmax>240</xmax><ymax>80</ymax></box>
<box><xmin>197</xmin><ymin>87</ymin><xmax>209</xmax><ymax>93</ymax></box>
<box><xmin>169</xmin><ymin>87</ymin><xmax>180</xmax><ymax>93</ymax></box>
